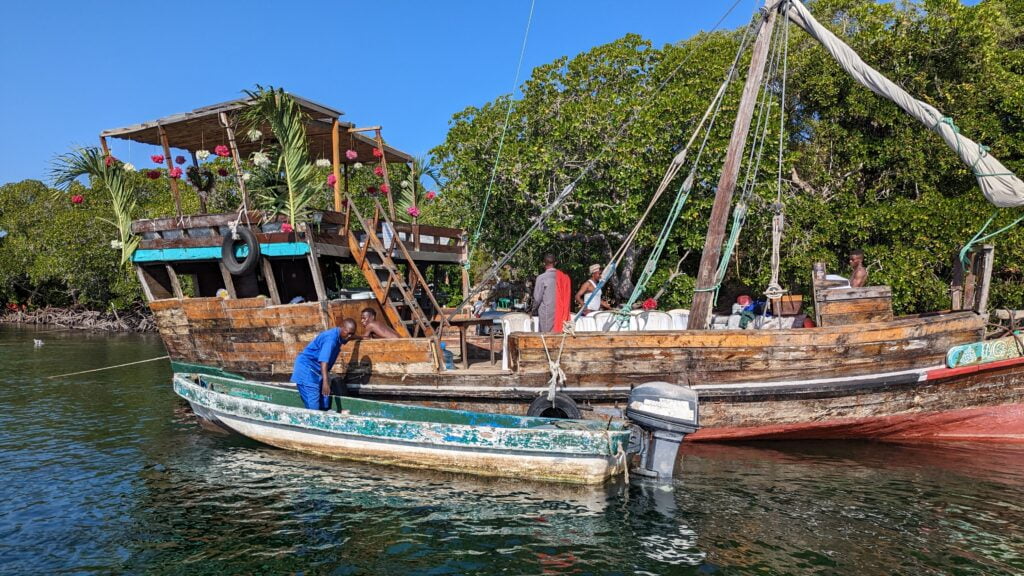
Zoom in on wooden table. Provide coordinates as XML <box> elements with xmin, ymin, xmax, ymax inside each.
<box><xmin>446</xmin><ymin>316</ymin><xmax>501</xmax><ymax>369</ymax></box>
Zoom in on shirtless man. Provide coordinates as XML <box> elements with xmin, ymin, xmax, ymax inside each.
<box><xmin>359</xmin><ymin>308</ymin><xmax>400</xmax><ymax>339</ymax></box>
<box><xmin>849</xmin><ymin>250</ymin><xmax>869</xmax><ymax>288</ymax></box>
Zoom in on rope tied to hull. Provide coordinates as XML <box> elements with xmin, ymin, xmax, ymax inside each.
<box><xmin>539</xmin><ymin>333</ymin><xmax>568</xmax><ymax>402</ymax></box>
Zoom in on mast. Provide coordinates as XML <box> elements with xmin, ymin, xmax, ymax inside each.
<box><xmin>688</xmin><ymin>2</ymin><xmax>780</xmax><ymax>330</ymax></box>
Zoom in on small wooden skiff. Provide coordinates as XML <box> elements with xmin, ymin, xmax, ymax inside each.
<box><xmin>173</xmin><ymin>373</ymin><xmax>631</xmax><ymax>484</ymax></box>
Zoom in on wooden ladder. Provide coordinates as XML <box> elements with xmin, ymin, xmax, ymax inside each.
<box><xmin>345</xmin><ymin>196</ymin><xmax>440</xmax><ymax>341</ymax></box>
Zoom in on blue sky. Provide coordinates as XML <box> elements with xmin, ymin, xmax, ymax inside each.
<box><xmin>0</xmin><ymin>0</ymin><xmax>762</xmax><ymax>184</ymax></box>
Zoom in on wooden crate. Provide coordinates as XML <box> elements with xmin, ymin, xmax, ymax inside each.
<box><xmin>815</xmin><ymin>286</ymin><xmax>893</xmax><ymax>327</ymax></box>
<box><xmin>770</xmin><ymin>294</ymin><xmax>803</xmax><ymax>316</ymax></box>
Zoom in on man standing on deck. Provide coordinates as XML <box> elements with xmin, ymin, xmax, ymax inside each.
<box><xmin>849</xmin><ymin>249</ymin><xmax>869</xmax><ymax>288</ymax></box>
<box><xmin>575</xmin><ymin>264</ymin><xmax>610</xmax><ymax>315</ymax></box>
<box><xmin>531</xmin><ymin>254</ymin><xmax>571</xmax><ymax>332</ymax></box>
<box><xmin>290</xmin><ymin>317</ymin><xmax>357</xmax><ymax>410</ymax></box>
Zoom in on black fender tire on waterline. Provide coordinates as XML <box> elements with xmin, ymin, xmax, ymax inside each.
<box><xmin>221</xmin><ymin>226</ymin><xmax>261</xmax><ymax>276</ymax></box>
<box><xmin>526</xmin><ymin>393</ymin><xmax>581</xmax><ymax>419</ymax></box>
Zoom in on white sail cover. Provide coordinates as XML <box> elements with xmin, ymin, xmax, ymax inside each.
<box><xmin>786</xmin><ymin>0</ymin><xmax>1024</xmax><ymax>208</ymax></box>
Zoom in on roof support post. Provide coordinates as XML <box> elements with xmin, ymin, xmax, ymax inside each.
<box><xmin>688</xmin><ymin>5</ymin><xmax>778</xmax><ymax>330</ymax></box>
<box><xmin>332</xmin><ymin>119</ymin><xmax>342</xmax><ymax>211</ymax></box>
<box><xmin>219</xmin><ymin>112</ymin><xmax>250</xmax><ymax>212</ymax></box>
<box><xmin>190</xmin><ymin>151</ymin><xmax>207</xmax><ymax>213</ymax></box>
<box><xmin>99</xmin><ymin>136</ymin><xmax>110</xmax><ymax>157</ymax></box>
<box><xmin>157</xmin><ymin>125</ymin><xmax>184</xmax><ymax>218</ymax></box>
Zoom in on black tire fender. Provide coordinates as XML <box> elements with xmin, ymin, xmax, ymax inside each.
<box><xmin>526</xmin><ymin>393</ymin><xmax>581</xmax><ymax>420</ymax></box>
<box><xmin>221</xmin><ymin>226</ymin><xmax>261</xmax><ymax>276</ymax></box>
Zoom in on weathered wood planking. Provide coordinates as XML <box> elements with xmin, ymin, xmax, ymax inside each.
<box><xmin>508</xmin><ymin>312</ymin><xmax>983</xmax><ymax>385</ymax></box>
<box><xmin>150</xmin><ymin>297</ymin><xmax>434</xmax><ymax>379</ymax></box>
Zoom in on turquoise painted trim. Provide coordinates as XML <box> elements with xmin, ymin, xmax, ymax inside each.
<box><xmin>132</xmin><ymin>242</ymin><xmax>309</xmax><ymax>263</ymax></box>
<box><xmin>170</xmin><ymin>361</ymin><xmax>247</xmax><ymax>381</ymax></box>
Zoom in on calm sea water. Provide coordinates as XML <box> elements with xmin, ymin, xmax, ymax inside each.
<box><xmin>1</xmin><ymin>325</ymin><xmax>1023</xmax><ymax>575</ymax></box>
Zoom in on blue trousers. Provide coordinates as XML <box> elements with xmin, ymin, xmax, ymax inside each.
<box><xmin>295</xmin><ymin>381</ymin><xmax>331</xmax><ymax>411</ymax></box>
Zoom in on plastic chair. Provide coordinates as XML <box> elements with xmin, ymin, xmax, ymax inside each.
<box><xmin>590</xmin><ymin>311</ymin><xmax>618</xmax><ymax>332</ymax></box>
<box><xmin>574</xmin><ymin>315</ymin><xmax>598</xmax><ymax>333</ymax></box>
<box><xmin>667</xmin><ymin>309</ymin><xmax>690</xmax><ymax>330</ymax></box>
<box><xmin>638</xmin><ymin>310</ymin><xmax>673</xmax><ymax>331</ymax></box>
<box><xmin>500</xmin><ymin>313</ymin><xmax>533</xmax><ymax>370</ymax></box>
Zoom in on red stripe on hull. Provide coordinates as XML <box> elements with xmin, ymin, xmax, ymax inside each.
<box><xmin>925</xmin><ymin>355</ymin><xmax>1024</xmax><ymax>381</ymax></box>
<box><xmin>692</xmin><ymin>403</ymin><xmax>1024</xmax><ymax>443</ymax></box>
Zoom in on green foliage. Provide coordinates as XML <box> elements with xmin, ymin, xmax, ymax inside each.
<box><xmin>50</xmin><ymin>147</ymin><xmax>140</xmax><ymax>266</ymax></box>
<box><xmin>432</xmin><ymin>1</ymin><xmax>1024</xmax><ymax>313</ymax></box>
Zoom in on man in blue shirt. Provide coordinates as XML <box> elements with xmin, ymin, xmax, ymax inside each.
<box><xmin>290</xmin><ymin>318</ymin><xmax>357</xmax><ymax>410</ymax></box>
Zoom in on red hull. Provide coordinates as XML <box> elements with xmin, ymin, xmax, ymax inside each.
<box><xmin>692</xmin><ymin>403</ymin><xmax>1024</xmax><ymax>443</ymax></box>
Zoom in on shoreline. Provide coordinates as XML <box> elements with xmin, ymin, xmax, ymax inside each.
<box><xmin>0</xmin><ymin>306</ymin><xmax>155</xmax><ymax>333</ymax></box>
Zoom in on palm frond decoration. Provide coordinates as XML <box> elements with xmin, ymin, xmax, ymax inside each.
<box><xmin>50</xmin><ymin>147</ymin><xmax>140</xmax><ymax>266</ymax></box>
<box><xmin>240</xmin><ymin>86</ymin><xmax>320</xmax><ymax>225</ymax></box>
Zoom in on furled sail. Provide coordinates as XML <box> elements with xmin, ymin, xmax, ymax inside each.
<box><xmin>785</xmin><ymin>0</ymin><xmax>1024</xmax><ymax>208</ymax></box>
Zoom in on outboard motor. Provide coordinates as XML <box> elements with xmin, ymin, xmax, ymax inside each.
<box><xmin>626</xmin><ymin>381</ymin><xmax>699</xmax><ymax>480</ymax></box>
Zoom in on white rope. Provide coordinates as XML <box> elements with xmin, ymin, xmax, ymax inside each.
<box><xmin>47</xmin><ymin>355</ymin><xmax>170</xmax><ymax>379</ymax></box>
<box><xmin>539</xmin><ymin>332</ymin><xmax>568</xmax><ymax>402</ymax></box>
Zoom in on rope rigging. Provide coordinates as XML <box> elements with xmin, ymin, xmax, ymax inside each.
<box><xmin>448</xmin><ymin>0</ymin><xmax>754</xmax><ymax>322</ymax></box>
<box><xmin>694</xmin><ymin>6</ymin><xmax>792</xmax><ymax>306</ymax></box>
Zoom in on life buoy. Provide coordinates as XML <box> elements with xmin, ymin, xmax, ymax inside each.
<box><xmin>221</xmin><ymin>226</ymin><xmax>261</xmax><ymax>276</ymax></box>
<box><xmin>526</xmin><ymin>393</ymin><xmax>581</xmax><ymax>419</ymax></box>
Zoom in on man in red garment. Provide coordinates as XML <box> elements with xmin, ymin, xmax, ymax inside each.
<box><xmin>531</xmin><ymin>254</ymin><xmax>571</xmax><ymax>332</ymax></box>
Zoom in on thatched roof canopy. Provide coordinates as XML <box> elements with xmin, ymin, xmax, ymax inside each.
<box><xmin>100</xmin><ymin>94</ymin><xmax>412</xmax><ymax>164</ymax></box>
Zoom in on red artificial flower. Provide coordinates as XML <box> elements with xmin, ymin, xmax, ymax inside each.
<box><xmin>379</xmin><ymin>184</ymin><xmax>390</xmax><ymax>195</ymax></box>
<box><xmin>327</xmin><ymin>173</ymin><xmax>337</xmax><ymax>187</ymax></box>
<box><xmin>175</xmin><ymin>155</ymin><xmax>186</xmax><ymax>165</ymax></box>
<box><xmin>372</xmin><ymin>148</ymin><xmax>383</xmax><ymax>158</ymax></box>
<box><xmin>105</xmin><ymin>156</ymin><xmax>117</xmax><ymax>167</ymax></box>
<box><xmin>70</xmin><ymin>194</ymin><xmax>84</xmax><ymax>205</ymax></box>
<box><xmin>366</xmin><ymin>186</ymin><xmax>378</xmax><ymax>195</ymax></box>
<box><xmin>146</xmin><ymin>170</ymin><xmax>161</xmax><ymax>180</ymax></box>
<box><xmin>151</xmin><ymin>154</ymin><xmax>165</xmax><ymax>164</ymax></box>
<box><xmin>214</xmin><ymin>145</ymin><xmax>230</xmax><ymax>157</ymax></box>
<box><xmin>217</xmin><ymin>168</ymin><xmax>229</xmax><ymax>177</ymax></box>
<box><xmin>168</xmin><ymin>167</ymin><xmax>183</xmax><ymax>179</ymax></box>
<box><xmin>281</xmin><ymin>222</ymin><xmax>294</xmax><ymax>233</ymax></box>
<box><xmin>345</xmin><ymin>149</ymin><xmax>358</xmax><ymax>161</ymax></box>
<box><xmin>425</xmin><ymin>190</ymin><xmax>437</xmax><ymax>201</ymax></box>
<box><xmin>642</xmin><ymin>297</ymin><xmax>658</xmax><ymax>311</ymax></box>
<box><xmin>373</xmin><ymin>165</ymin><xmax>384</xmax><ymax>177</ymax></box>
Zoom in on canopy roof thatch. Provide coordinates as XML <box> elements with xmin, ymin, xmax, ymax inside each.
<box><xmin>99</xmin><ymin>94</ymin><xmax>412</xmax><ymax>164</ymax></box>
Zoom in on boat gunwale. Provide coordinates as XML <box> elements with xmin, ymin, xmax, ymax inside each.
<box><xmin>173</xmin><ymin>375</ymin><xmax>630</xmax><ymax>456</ymax></box>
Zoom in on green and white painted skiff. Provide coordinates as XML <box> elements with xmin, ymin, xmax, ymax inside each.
<box><xmin>173</xmin><ymin>373</ymin><xmax>631</xmax><ymax>484</ymax></box>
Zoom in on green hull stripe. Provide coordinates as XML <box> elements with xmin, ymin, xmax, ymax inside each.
<box><xmin>132</xmin><ymin>242</ymin><xmax>309</xmax><ymax>263</ymax></box>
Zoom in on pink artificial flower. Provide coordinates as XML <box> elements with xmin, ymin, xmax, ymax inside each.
<box><xmin>642</xmin><ymin>297</ymin><xmax>658</xmax><ymax>311</ymax></box>
<box><xmin>105</xmin><ymin>156</ymin><xmax>117</xmax><ymax>167</ymax></box>
<box><xmin>281</xmin><ymin>222</ymin><xmax>294</xmax><ymax>233</ymax></box>
<box><xmin>373</xmin><ymin>165</ymin><xmax>384</xmax><ymax>177</ymax></box>
<box><xmin>379</xmin><ymin>183</ymin><xmax>390</xmax><ymax>195</ymax></box>
<box><xmin>406</xmin><ymin>206</ymin><xmax>421</xmax><ymax>218</ymax></box>
<box><xmin>372</xmin><ymin>148</ymin><xmax>383</xmax><ymax>158</ymax></box>
<box><xmin>214</xmin><ymin>145</ymin><xmax>231</xmax><ymax>157</ymax></box>
<box><xmin>327</xmin><ymin>173</ymin><xmax>337</xmax><ymax>187</ymax></box>
<box><xmin>217</xmin><ymin>168</ymin><xmax>229</xmax><ymax>177</ymax></box>
<box><xmin>174</xmin><ymin>155</ymin><xmax>186</xmax><ymax>165</ymax></box>
<box><xmin>366</xmin><ymin>186</ymin><xmax>378</xmax><ymax>195</ymax></box>
<box><xmin>345</xmin><ymin>149</ymin><xmax>358</xmax><ymax>160</ymax></box>
<box><xmin>151</xmin><ymin>154</ymin><xmax>165</xmax><ymax>164</ymax></box>
<box><xmin>146</xmin><ymin>170</ymin><xmax>161</xmax><ymax>180</ymax></box>
<box><xmin>70</xmin><ymin>194</ymin><xmax>84</xmax><ymax>205</ymax></box>
<box><xmin>168</xmin><ymin>167</ymin><xmax>183</xmax><ymax>179</ymax></box>
<box><xmin>425</xmin><ymin>190</ymin><xmax>437</xmax><ymax>201</ymax></box>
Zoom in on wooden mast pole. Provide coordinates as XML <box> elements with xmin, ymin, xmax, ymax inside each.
<box><xmin>219</xmin><ymin>112</ymin><xmax>249</xmax><ymax>212</ymax></box>
<box><xmin>332</xmin><ymin>119</ymin><xmax>342</xmax><ymax>212</ymax></box>
<box><xmin>688</xmin><ymin>4</ymin><xmax>779</xmax><ymax>330</ymax></box>
<box><xmin>157</xmin><ymin>125</ymin><xmax>184</xmax><ymax>218</ymax></box>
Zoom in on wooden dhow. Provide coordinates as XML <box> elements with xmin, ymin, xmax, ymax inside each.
<box><xmin>104</xmin><ymin>0</ymin><xmax>1024</xmax><ymax>444</ymax></box>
